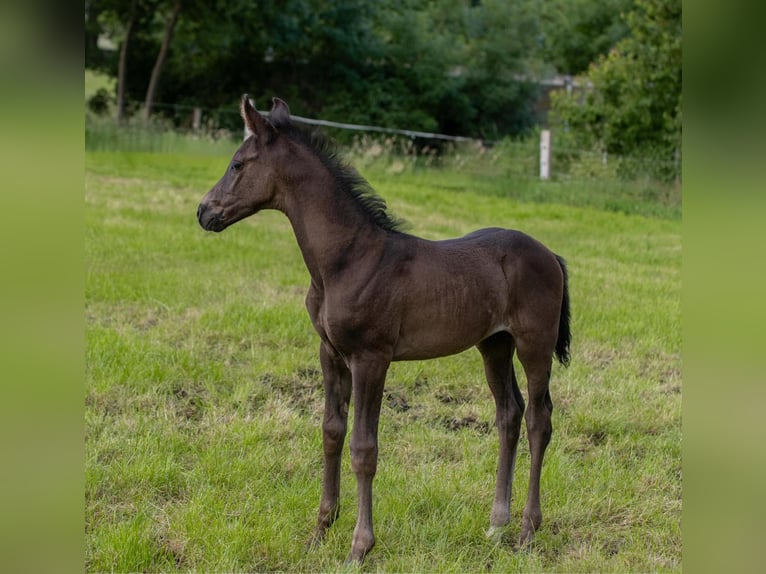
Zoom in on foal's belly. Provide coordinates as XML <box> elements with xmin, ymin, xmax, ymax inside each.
<box><xmin>389</xmin><ymin>274</ymin><xmax>509</xmax><ymax>361</ymax></box>
<box><xmin>391</xmin><ymin>319</ymin><xmax>507</xmax><ymax>361</ymax></box>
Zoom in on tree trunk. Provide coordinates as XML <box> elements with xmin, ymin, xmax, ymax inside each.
<box><xmin>116</xmin><ymin>16</ymin><xmax>135</xmax><ymax>122</ymax></box>
<box><xmin>143</xmin><ymin>0</ymin><xmax>182</xmax><ymax>121</ymax></box>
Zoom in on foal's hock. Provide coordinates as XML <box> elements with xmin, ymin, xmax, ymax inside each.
<box><xmin>197</xmin><ymin>95</ymin><xmax>571</xmax><ymax>563</ymax></box>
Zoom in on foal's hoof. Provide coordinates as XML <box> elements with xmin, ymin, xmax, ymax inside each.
<box><xmin>306</xmin><ymin>536</ymin><xmax>321</xmax><ymax>551</ymax></box>
<box><xmin>345</xmin><ymin>542</ymin><xmax>373</xmax><ymax>566</ymax></box>
<box><xmin>344</xmin><ymin>553</ymin><xmax>368</xmax><ymax>568</ymax></box>
<box><xmin>518</xmin><ymin>521</ymin><xmax>537</xmax><ymax>549</ymax></box>
<box><xmin>345</xmin><ymin>532</ymin><xmax>374</xmax><ymax>565</ymax></box>
<box><xmin>485</xmin><ymin>525</ymin><xmax>504</xmax><ymax>543</ymax></box>
<box><xmin>487</xmin><ymin>523</ymin><xmax>516</xmax><ymax>547</ymax></box>
<box><xmin>306</xmin><ymin>528</ymin><xmax>327</xmax><ymax>551</ymax></box>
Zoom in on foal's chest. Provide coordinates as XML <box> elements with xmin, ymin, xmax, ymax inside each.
<box><xmin>306</xmin><ymin>284</ymin><xmax>397</xmax><ymax>357</ymax></box>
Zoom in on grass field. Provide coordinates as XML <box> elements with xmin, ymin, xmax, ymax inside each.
<box><xmin>85</xmin><ymin>146</ymin><xmax>681</xmax><ymax>572</ymax></box>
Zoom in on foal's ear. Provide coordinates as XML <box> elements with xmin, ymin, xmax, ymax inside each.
<box><xmin>240</xmin><ymin>94</ymin><xmax>275</xmax><ymax>141</ymax></box>
<box><xmin>270</xmin><ymin>97</ymin><xmax>291</xmax><ymax>125</ymax></box>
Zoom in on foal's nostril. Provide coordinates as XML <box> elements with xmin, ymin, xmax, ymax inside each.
<box><xmin>197</xmin><ymin>204</ymin><xmax>205</xmax><ymax>221</ymax></box>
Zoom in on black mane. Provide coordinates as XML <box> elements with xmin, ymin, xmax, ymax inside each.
<box><xmin>269</xmin><ymin>114</ymin><xmax>406</xmax><ymax>233</ymax></box>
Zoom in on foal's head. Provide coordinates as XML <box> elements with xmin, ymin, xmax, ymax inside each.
<box><xmin>197</xmin><ymin>95</ymin><xmax>292</xmax><ymax>232</ymax></box>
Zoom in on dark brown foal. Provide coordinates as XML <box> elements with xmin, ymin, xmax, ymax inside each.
<box><xmin>197</xmin><ymin>95</ymin><xmax>571</xmax><ymax>563</ymax></box>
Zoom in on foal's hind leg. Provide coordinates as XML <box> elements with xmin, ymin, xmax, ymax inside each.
<box><xmin>477</xmin><ymin>332</ymin><xmax>524</xmax><ymax>539</ymax></box>
<box><xmin>309</xmin><ymin>343</ymin><xmax>352</xmax><ymax>547</ymax></box>
<box><xmin>516</xmin><ymin>338</ymin><xmax>555</xmax><ymax>546</ymax></box>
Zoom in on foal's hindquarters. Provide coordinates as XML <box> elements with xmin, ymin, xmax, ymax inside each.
<box><xmin>477</xmin><ymin>234</ymin><xmax>564</xmax><ymax>546</ymax></box>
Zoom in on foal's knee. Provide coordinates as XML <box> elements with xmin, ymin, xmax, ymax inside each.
<box><xmin>322</xmin><ymin>417</ymin><xmax>346</xmax><ymax>456</ymax></box>
<box><xmin>525</xmin><ymin>401</ymin><xmax>553</xmax><ymax>445</ymax></box>
<box><xmin>496</xmin><ymin>400</ymin><xmax>523</xmax><ymax>435</ymax></box>
<box><xmin>349</xmin><ymin>438</ymin><xmax>378</xmax><ymax>476</ymax></box>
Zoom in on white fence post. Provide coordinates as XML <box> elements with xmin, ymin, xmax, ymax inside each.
<box><xmin>540</xmin><ymin>129</ymin><xmax>551</xmax><ymax>180</ymax></box>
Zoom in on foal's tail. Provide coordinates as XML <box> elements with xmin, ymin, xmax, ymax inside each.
<box><xmin>554</xmin><ymin>255</ymin><xmax>572</xmax><ymax>367</ymax></box>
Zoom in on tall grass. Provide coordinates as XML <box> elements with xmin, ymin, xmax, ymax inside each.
<box><xmin>86</xmin><ymin>114</ymin><xmax>240</xmax><ymax>156</ymax></box>
<box><xmin>85</xmin><ymin>116</ymin><xmax>680</xmax><ymax>220</ymax></box>
<box><xmin>342</xmin><ymin>134</ymin><xmax>680</xmax><ymax>220</ymax></box>
<box><xmin>85</xmin><ymin>128</ymin><xmax>681</xmax><ymax>572</ymax></box>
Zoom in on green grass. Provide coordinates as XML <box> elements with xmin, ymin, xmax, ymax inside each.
<box><xmin>85</xmin><ymin>149</ymin><xmax>681</xmax><ymax>572</ymax></box>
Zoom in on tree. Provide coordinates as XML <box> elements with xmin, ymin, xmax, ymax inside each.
<box><xmin>117</xmin><ymin>0</ymin><xmax>138</xmax><ymax>121</ymax></box>
<box><xmin>85</xmin><ymin>0</ymin><xmax>561</xmax><ymax>139</ymax></box>
<box><xmin>461</xmin><ymin>0</ymin><xmax>542</xmax><ymax>137</ymax></box>
<box><xmin>143</xmin><ymin>0</ymin><xmax>183</xmax><ymax>120</ymax></box>
<box><xmin>539</xmin><ymin>0</ymin><xmax>632</xmax><ymax>75</ymax></box>
<box><xmin>86</xmin><ymin>0</ymin><xmax>159</xmax><ymax>121</ymax></box>
<box><xmin>550</xmin><ymin>0</ymin><xmax>681</xmax><ymax>181</ymax></box>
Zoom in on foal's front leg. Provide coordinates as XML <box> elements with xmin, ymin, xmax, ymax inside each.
<box><xmin>347</xmin><ymin>354</ymin><xmax>389</xmax><ymax>563</ymax></box>
<box><xmin>309</xmin><ymin>343</ymin><xmax>352</xmax><ymax>546</ymax></box>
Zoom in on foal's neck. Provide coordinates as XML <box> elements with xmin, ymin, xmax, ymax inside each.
<box><xmin>279</xmin><ymin>158</ymin><xmax>388</xmax><ymax>288</ymax></box>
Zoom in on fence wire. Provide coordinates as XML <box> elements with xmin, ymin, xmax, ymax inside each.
<box><xmin>86</xmin><ymin>97</ymin><xmax>680</xmax><ymax>184</ymax></box>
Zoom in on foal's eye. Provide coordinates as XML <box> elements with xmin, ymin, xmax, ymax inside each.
<box><xmin>231</xmin><ymin>160</ymin><xmax>243</xmax><ymax>171</ymax></box>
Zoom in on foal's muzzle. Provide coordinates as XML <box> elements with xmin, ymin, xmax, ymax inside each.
<box><xmin>197</xmin><ymin>203</ymin><xmax>225</xmax><ymax>232</ymax></box>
